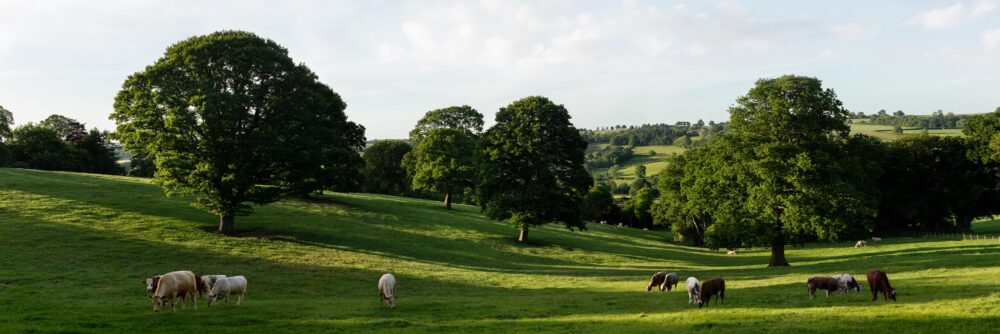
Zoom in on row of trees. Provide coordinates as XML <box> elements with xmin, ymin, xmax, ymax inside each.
<box><xmin>650</xmin><ymin>75</ymin><xmax>1000</xmax><ymax>267</ymax></box>
<box><xmin>109</xmin><ymin>31</ymin><xmax>592</xmax><ymax>242</ymax></box>
<box><xmin>580</xmin><ymin>122</ymin><xmax>725</xmax><ymax>146</ymax></box>
<box><xmin>852</xmin><ymin>109</ymin><xmax>970</xmax><ymax>129</ymax></box>
<box><xmin>0</xmin><ymin>109</ymin><xmax>122</xmax><ymax>175</ymax></box>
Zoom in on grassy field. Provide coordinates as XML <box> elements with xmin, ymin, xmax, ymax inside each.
<box><xmin>588</xmin><ymin>144</ymin><xmax>686</xmax><ymax>180</ymax></box>
<box><xmin>2</xmin><ymin>168</ymin><xmax>1000</xmax><ymax>333</ymax></box>
<box><xmin>849</xmin><ymin>123</ymin><xmax>964</xmax><ymax>141</ymax></box>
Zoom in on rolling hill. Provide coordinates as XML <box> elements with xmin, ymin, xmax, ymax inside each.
<box><xmin>1</xmin><ymin>168</ymin><xmax>999</xmax><ymax>333</ymax></box>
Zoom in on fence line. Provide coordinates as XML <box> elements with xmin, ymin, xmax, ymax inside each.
<box><xmin>893</xmin><ymin>231</ymin><xmax>1000</xmax><ymax>241</ymax></box>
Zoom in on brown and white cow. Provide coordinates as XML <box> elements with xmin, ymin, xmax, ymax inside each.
<box><xmin>151</xmin><ymin>270</ymin><xmax>199</xmax><ymax>312</ymax></box>
<box><xmin>646</xmin><ymin>272</ymin><xmax>679</xmax><ymax>292</ymax></box>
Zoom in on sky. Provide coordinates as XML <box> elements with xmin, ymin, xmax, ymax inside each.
<box><xmin>1</xmin><ymin>1</ymin><xmax>999</xmax><ymax>139</ymax></box>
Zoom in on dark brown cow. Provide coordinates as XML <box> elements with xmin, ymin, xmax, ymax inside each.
<box><xmin>698</xmin><ymin>277</ymin><xmax>725</xmax><ymax>308</ymax></box>
<box><xmin>866</xmin><ymin>269</ymin><xmax>896</xmax><ymax>302</ymax></box>
<box><xmin>807</xmin><ymin>276</ymin><xmax>843</xmax><ymax>299</ymax></box>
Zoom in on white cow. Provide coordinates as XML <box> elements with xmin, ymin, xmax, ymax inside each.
<box><xmin>686</xmin><ymin>277</ymin><xmax>701</xmax><ymax>305</ymax></box>
<box><xmin>208</xmin><ymin>276</ymin><xmax>247</xmax><ymax>307</ymax></box>
<box><xmin>855</xmin><ymin>240</ymin><xmax>867</xmax><ymax>248</ymax></box>
<box><xmin>726</xmin><ymin>250</ymin><xmax>738</xmax><ymax>255</ymax></box>
<box><xmin>200</xmin><ymin>275</ymin><xmax>227</xmax><ymax>292</ymax></box>
<box><xmin>378</xmin><ymin>273</ymin><xmax>396</xmax><ymax>309</ymax></box>
<box><xmin>871</xmin><ymin>237</ymin><xmax>882</xmax><ymax>242</ymax></box>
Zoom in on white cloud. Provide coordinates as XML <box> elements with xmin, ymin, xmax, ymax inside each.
<box><xmin>829</xmin><ymin>22</ymin><xmax>880</xmax><ymax>40</ymax></box>
<box><xmin>971</xmin><ymin>0</ymin><xmax>998</xmax><ymax>16</ymax></box>
<box><xmin>982</xmin><ymin>29</ymin><xmax>1000</xmax><ymax>49</ymax></box>
<box><xmin>912</xmin><ymin>3</ymin><xmax>965</xmax><ymax>30</ymax></box>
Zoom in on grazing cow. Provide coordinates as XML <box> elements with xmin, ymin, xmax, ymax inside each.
<box><xmin>726</xmin><ymin>250</ymin><xmax>737</xmax><ymax>255</ymax></box>
<box><xmin>871</xmin><ymin>237</ymin><xmax>882</xmax><ymax>242</ymax></box>
<box><xmin>807</xmin><ymin>276</ymin><xmax>843</xmax><ymax>299</ymax></box>
<box><xmin>151</xmin><ymin>271</ymin><xmax>198</xmax><ymax>312</ymax></box>
<box><xmin>646</xmin><ymin>272</ymin><xmax>679</xmax><ymax>292</ymax></box>
<box><xmin>698</xmin><ymin>278</ymin><xmax>725</xmax><ymax>308</ymax></box>
<box><xmin>855</xmin><ymin>240</ymin><xmax>867</xmax><ymax>248</ymax></box>
<box><xmin>832</xmin><ymin>274</ymin><xmax>862</xmax><ymax>294</ymax></box>
<box><xmin>208</xmin><ymin>276</ymin><xmax>247</xmax><ymax>307</ymax></box>
<box><xmin>379</xmin><ymin>273</ymin><xmax>397</xmax><ymax>309</ymax></box>
<box><xmin>200</xmin><ymin>275</ymin><xmax>227</xmax><ymax>294</ymax></box>
<box><xmin>686</xmin><ymin>277</ymin><xmax>701</xmax><ymax>304</ymax></box>
<box><xmin>866</xmin><ymin>269</ymin><xmax>897</xmax><ymax>302</ymax></box>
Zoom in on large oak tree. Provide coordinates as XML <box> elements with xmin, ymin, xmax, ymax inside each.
<box><xmin>111</xmin><ymin>31</ymin><xmax>365</xmax><ymax>235</ymax></box>
<box><xmin>479</xmin><ymin>96</ymin><xmax>592</xmax><ymax>243</ymax></box>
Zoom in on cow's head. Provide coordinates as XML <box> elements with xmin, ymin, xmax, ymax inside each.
<box><xmin>889</xmin><ymin>289</ymin><xmax>897</xmax><ymax>301</ymax></box>
<box><xmin>208</xmin><ymin>293</ymin><xmax>219</xmax><ymax>307</ymax></box>
<box><xmin>386</xmin><ymin>295</ymin><xmax>396</xmax><ymax>309</ymax></box>
<box><xmin>144</xmin><ymin>276</ymin><xmax>160</xmax><ymax>298</ymax></box>
<box><xmin>152</xmin><ymin>296</ymin><xmax>164</xmax><ymax>312</ymax></box>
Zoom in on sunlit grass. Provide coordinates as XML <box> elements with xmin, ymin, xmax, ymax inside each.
<box><xmin>1</xmin><ymin>168</ymin><xmax>998</xmax><ymax>333</ymax></box>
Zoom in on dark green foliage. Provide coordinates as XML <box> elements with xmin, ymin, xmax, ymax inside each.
<box><xmin>479</xmin><ymin>96</ymin><xmax>593</xmax><ymax>242</ymax></box>
<box><xmin>39</xmin><ymin>114</ymin><xmax>87</xmax><ymax>145</ymax></box>
<box><xmin>584</xmin><ymin>145</ymin><xmax>633</xmax><ymax>169</ymax></box>
<box><xmin>408</xmin><ymin>105</ymin><xmax>483</xmax><ymax>145</ymax></box>
<box><xmin>6</xmin><ymin>121</ymin><xmax>121</xmax><ymax>174</ymax></box>
<box><xmin>408</xmin><ymin>128</ymin><xmax>477</xmax><ymax>209</ymax></box>
<box><xmin>127</xmin><ymin>151</ymin><xmax>156</xmax><ymax>177</ymax></box>
<box><xmin>877</xmin><ymin>135</ymin><xmax>1000</xmax><ymax>233</ymax></box>
<box><xmin>857</xmin><ymin>109</ymin><xmax>969</xmax><ymax>129</ymax></box>
<box><xmin>658</xmin><ymin>75</ymin><xmax>882</xmax><ymax>267</ymax></box>
<box><xmin>8</xmin><ymin>124</ymin><xmax>84</xmax><ymax>171</ymax></box>
<box><xmin>111</xmin><ymin>31</ymin><xmax>365</xmax><ymax>234</ymax></box>
<box><xmin>0</xmin><ymin>142</ymin><xmax>11</xmax><ymax>166</ymax></box>
<box><xmin>580</xmin><ymin>184</ymin><xmax>618</xmax><ymax>224</ymax></box>
<box><xmin>962</xmin><ymin>107</ymin><xmax>1000</xmax><ymax>165</ymax></box>
<box><xmin>581</xmin><ymin>122</ymin><xmax>722</xmax><ymax>146</ymax></box>
<box><xmin>621</xmin><ymin>187</ymin><xmax>656</xmax><ymax>228</ymax></box>
<box><xmin>363</xmin><ymin>140</ymin><xmax>412</xmax><ymax>195</ymax></box>
<box><xmin>76</xmin><ymin>129</ymin><xmax>124</xmax><ymax>175</ymax></box>
<box><xmin>0</xmin><ymin>105</ymin><xmax>12</xmax><ymax>142</ymax></box>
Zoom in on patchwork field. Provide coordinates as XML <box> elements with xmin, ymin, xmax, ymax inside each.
<box><xmin>1</xmin><ymin>168</ymin><xmax>999</xmax><ymax>333</ymax></box>
<box><xmin>849</xmin><ymin>123</ymin><xmax>964</xmax><ymax>141</ymax></box>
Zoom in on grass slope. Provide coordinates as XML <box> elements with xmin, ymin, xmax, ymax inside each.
<box><xmin>1</xmin><ymin>168</ymin><xmax>999</xmax><ymax>333</ymax></box>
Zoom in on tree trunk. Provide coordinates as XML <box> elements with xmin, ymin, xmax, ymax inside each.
<box><xmin>768</xmin><ymin>228</ymin><xmax>790</xmax><ymax>267</ymax></box>
<box><xmin>518</xmin><ymin>225</ymin><xmax>529</xmax><ymax>243</ymax></box>
<box><xmin>443</xmin><ymin>191</ymin><xmax>452</xmax><ymax>209</ymax></box>
<box><xmin>218</xmin><ymin>214</ymin><xmax>235</xmax><ymax>235</ymax></box>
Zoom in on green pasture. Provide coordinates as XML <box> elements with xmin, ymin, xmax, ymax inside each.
<box><xmin>849</xmin><ymin>123</ymin><xmax>964</xmax><ymax>141</ymax></box>
<box><xmin>1</xmin><ymin>168</ymin><xmax>998</xmax><ymax>333</ymax></box>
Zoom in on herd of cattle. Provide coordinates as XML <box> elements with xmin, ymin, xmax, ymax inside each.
<box><xmin>142</xmin><ymin>271</ymin><xmax>247</xmax><ymax>312</ymax></box>
<box><xmin>141</xmin><ymin>271</ymin><xmax>397</xmax><ymax>312</ymax></box>
<box><xmin>647</xmin><ymin>268</ymin><xmax>897</xmax><ymax>308</ymax></box>
<box><xmin>142</xmin><ymin>268</ymin><xmax>894</xmax><ymax>312</ymax></box>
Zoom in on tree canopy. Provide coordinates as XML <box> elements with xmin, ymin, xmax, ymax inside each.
<box><xmin>0</xmin><ymin>105</ymin><xmax>13</xmax><ymax>142</ymax></box>
<box><xmin>407</xmin><ymin>128</ymin><xmax>478</xmax><ymax>209</ymax></box>
<box><xmin>479</xmin><ymin>96</ymin><xmax>593</xmax><ymax>242</ymax></box>
<box><xmin>111</xmin><ymin>31</ymin><xmax>365</xmax><ymax>235</ymax></box>
<box><xmin>363</xmin><ymin>140</ymin><xmax>412</xmax><ymax>195</ymax></box>
<box><xmin>656</xmin><ymin>75</ymin><xmax>882</xmax><ymax>267</ymax></box>
<box><xmin>408</xmin><ymin>105</ymin><xmax>484</xmax><ymax>145</ymax></box>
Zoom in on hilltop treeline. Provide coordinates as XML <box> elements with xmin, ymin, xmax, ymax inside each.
<box><xmin>0</xmin><ymin>110</ymin><xmax>122</xmax><ymax>175</ymax></box>
<box><xmin>851</xmin><ymin>109</ymin><xmax>971</xmax><ymax>129</ymax></box>
<box><xmin>580</xmin><ymin>121</ymin><xmax>726</xmax><ymax>146</ymax></box>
